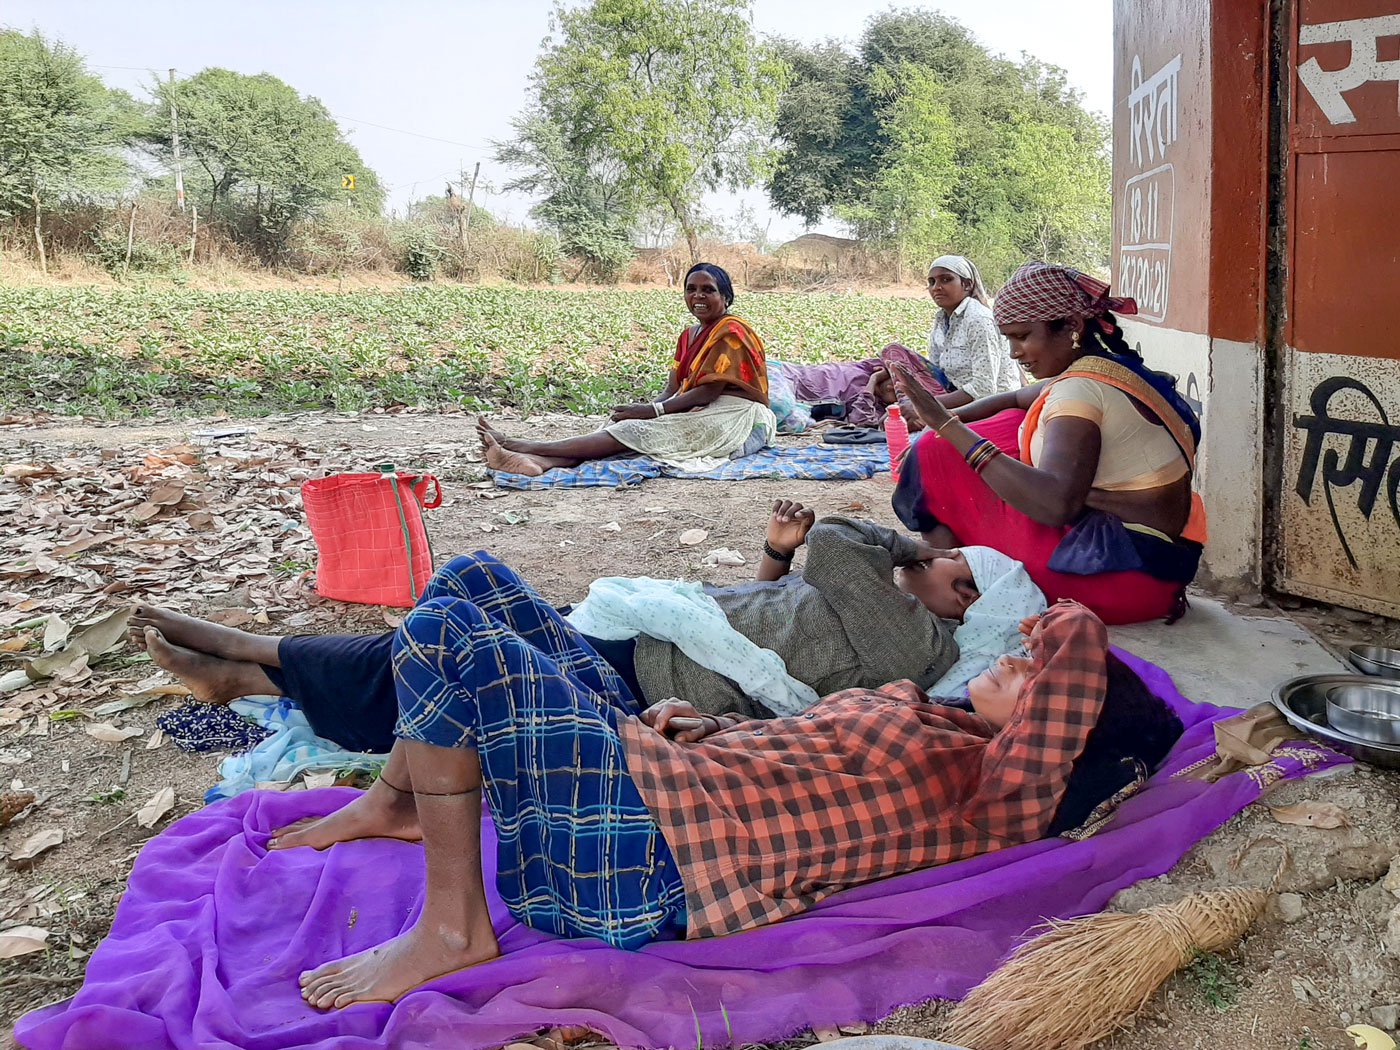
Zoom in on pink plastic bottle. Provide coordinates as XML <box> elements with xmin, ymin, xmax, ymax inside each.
<box><xmin>885</xmin><ymin>404</ymin><xmax>910</xmax><ymax>484</ymax></box>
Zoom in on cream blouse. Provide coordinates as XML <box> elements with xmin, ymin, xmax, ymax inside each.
<box><xmin>1024</xmin><ymin>376</ymin><xmax>1188</xmax><ymax>491</ymax></box>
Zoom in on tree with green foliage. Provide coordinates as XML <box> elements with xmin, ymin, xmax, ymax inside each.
<box><xmin>0</xmin><ymin>29</ymin><xmax>136</xmax><ymax>270</ymax></box>
<box><xmin>141</xmin><ymin>69</ymin><xmax>383</xmax><ymax>261</ymax></box>
<box><xmin>520</xmin><ymin>0</ymin><xmax>788</xmax><ymax>263</ymax></box>
<box><xmin>765</xmin><ymin>38</ymin><xmax>868</xmax><ymax>228</ymax></box>
<box><xmin>496</xmin><ymin>107</ymin><xmax>638</xmax><ymax>281</ymax></box>
<box><xmin>766</xmin><ymin>8</ymin><xmax>1110</xmax><ymax>284</ymax></box>
<box><xmin>836</xmin><ymin>64</ymin><xmax>957</xmax><ymax>281</ymax></box>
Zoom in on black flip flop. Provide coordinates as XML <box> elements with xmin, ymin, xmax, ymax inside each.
<box><xmin>823</xmin><ymin>426</ymin><xmax>887</xmax><ymax>446</ymax></box>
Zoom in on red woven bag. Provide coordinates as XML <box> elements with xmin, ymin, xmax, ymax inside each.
<box><xmin>302</xmin><ymin>470</ymin><xmax>442</xmax><ymax>608</ymax></box>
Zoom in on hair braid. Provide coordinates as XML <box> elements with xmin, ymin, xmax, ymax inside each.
<box><xmin>1088</xmin><ymin>312</ymin><xmax>1140</xmax><ymax>359</ymax></box>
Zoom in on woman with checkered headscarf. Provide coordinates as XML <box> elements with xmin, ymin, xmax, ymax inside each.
<box><xmin>889</xmin><ymin>262</ymin><xmax>1207</xmax><ymax>626</ymax></box>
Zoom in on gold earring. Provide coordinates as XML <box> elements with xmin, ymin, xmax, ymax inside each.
<box><xmin>1071</xmin><ymin>330</ymin><xmax>1082</xmax><ymax>352</ymax></box>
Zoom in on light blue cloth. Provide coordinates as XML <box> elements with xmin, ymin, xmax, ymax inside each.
<box><xmin>929</xmin><ymin>546</ymin><xmax>1047</xmax><ymax>697</ymax></box>
<box><xmin>566</xmin><ymin>576</ymin><xmax>820</xmax><ymax>718</ymax></box>
<box><xmin>205</xmin><ymin>696</ymin><xmax>384</xmax><ymax>803</ymax></box>
<box><xmin>765</xmin><ymin>360</ymin><xmax>813</xmax><ymax>434</ymax></box>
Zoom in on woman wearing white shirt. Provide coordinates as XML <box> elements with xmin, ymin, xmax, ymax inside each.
<box><xmin>861</xmin><ymin>255</ymin><xmax>1021</xmax><ymax>426</ymax></box>
<box><xmin>923</xmin><ymin>254</ymin><xmax>1021</xmax><ymax>408</ymax></box>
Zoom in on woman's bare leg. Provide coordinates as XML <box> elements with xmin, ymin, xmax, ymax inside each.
<box><xmin>135</xmin><ymin>627</ymin><xmax>280</xmax><ymax>704</ymax></box>
<box><xmin>298</xmin><ymin>740</ymin><xmax>499</xmax><ymax>1008</ymax></box>
<box><xmin>129</xmin><ymin>606</ymin><xmax>282</xmax><ymax>666</ymax></box>
<box><xmin>479</xmin><ymin>425</ymin><xmax>631</xmax><ymax>477</ymax></box>
<box><xmin>269</xmin><ymin>741</ymin><xmax>421</xmax><ymax>849</ymax></box>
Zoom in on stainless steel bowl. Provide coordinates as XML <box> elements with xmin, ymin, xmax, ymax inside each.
<box><xmin>1272</xmin><ymin>673</ymin><xmax>1400</xmax><ymax>769</ymax></box>
<box><xmin>1348</xmin><ymin>644</ymin><xmax>1400</xmax><ymax>680</ymax></box>
<box><xmin>1327</xmin><ymin>684</ymin><xmax>1400</xmax><ymax>744</ymax></box>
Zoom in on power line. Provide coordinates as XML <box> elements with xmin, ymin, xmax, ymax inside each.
<box><xmin>332</xmin><ymin>114</ymin><xmax>492</xmax><ymax>153</ymax></box>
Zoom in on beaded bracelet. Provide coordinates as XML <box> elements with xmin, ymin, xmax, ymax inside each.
<box><xmin>762</xmin><ymin>540</ymin><xmax>795</xmax><ymax>563</ymax></box>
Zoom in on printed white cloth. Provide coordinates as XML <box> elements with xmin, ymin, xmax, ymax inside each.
<box><xmin>929</xmin><ymin>546</ymin><xmax>1047</xmax><ymax>697</ymax></box>
<box><xmin>566</xmin><ymin>575</ymin><xmax>819</xmax><ymax>717</ymax></box>
<box><xmin>605</xmin><ymin>394</ymin><xmax>777</xmax><ymax>473</ymax></box>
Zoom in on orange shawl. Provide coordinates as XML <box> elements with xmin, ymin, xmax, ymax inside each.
<box><xmin>675</xmin><ymin>315</ymin><xmax>769</xmax><ymax>403</ymax></box>
<box><xmin>1019</xmin><ymin>355</ymin><xmax>1208</xmax><ymax>545</ymax></box>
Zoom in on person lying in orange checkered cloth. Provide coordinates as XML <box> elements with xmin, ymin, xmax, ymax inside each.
<box><xmin>252</xmin><ymin>581</ymin><xmax>1181</xmax><ymax>1011</ymax></box>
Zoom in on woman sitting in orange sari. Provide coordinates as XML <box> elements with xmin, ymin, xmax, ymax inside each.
<box><xmin>480</xmin><ymin>264</ymin><xmax>775</xmax><ymax>476</ymax></box>
<box><xmin>890</xmin><ymin>262</ymin><xmax>1207</xmax><ymax>626</ymax></box>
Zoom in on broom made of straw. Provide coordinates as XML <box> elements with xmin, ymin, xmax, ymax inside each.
<box><xmin>943</xmin><ymin>843</ymin><xmax>1285</xmax><ymax>1050</ymax></box>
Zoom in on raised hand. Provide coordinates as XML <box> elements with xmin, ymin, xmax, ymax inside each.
<box><xmin>766</xmin><ymin>499</ymin><xmax>816</xmax><ymax>556</ymax></box>
<box><xmin>891</xmin><ymin>363</ymin><xmax>953</xmax><ymax>433</ymax></box>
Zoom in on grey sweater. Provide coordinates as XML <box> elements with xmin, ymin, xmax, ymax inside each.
<box><xmin>631</xmin><ymin>516</ymin><xmax>958</xmax><ymax>717</ymax></box>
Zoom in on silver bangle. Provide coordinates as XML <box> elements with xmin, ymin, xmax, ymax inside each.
<box><xmin>653</xmin><ymin>401</ymin><xmax>666</xmax><ymax>417</ymax></box>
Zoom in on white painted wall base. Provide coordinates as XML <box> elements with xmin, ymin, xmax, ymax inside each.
<box><xmin>1119</xmin><ymin>319</ymin><xmax>1264</xmax><ymax>587</ymax></box>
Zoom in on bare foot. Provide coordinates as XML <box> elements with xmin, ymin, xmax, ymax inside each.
<box><xmin>128</xmin><ymin>606</ymin><xmax>271</xmax><ymax>663</ymax></box>
<box><xmin>480</xmin><ymin>431</ymin><xmax>546</xmax><ymax>477</ymax></box>
<box><xmin>475</xmin><ymin>415</ymin><xmax>506</xmax><ymax>445</ymax></box>
<box><xmin>269</xmin><ymin>780</ymin><xmax>421</xmax><ymax>850</ymax></box>
<box><xmin>140</xmin><ymin>627</ymin><xmax>259</xmax><ymax>704</ymax></box>
<box><xmin>299</xmin><ymin>917</ymin><xmax>499</xmax><ymax>1009</ymax></box>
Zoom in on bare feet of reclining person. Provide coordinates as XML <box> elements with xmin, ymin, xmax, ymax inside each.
<box><xmin>128</xmin><ymin>606</ymin><xmax>280</xmax><ymax>665</ymax></box>
<box><xmin>298</xmin><ymin>902</ymin><xmax>500</xmax><ymax>1009</ymax></box>
<box><xmin>131</xmin><ymin>626</ymin><xmax>277</xmax><ymax>705</ymax></box>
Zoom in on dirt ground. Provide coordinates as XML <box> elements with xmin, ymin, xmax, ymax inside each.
<box><xmin>2</xmin><ymin>406</ymin><xmax>1398</xmax><ymax>1050</ymax></box>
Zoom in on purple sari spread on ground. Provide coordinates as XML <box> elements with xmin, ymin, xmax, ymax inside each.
<box><xmin>15</xmin><ymin>651</ymin><xmax>1345</xmax><ymax>1050</ymax></box>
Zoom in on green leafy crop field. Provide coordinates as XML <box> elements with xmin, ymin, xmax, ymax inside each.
<box><xmin>0</xmin><ymin>285</ymin><xmax>935</xmax><ymax>419</ymax></box>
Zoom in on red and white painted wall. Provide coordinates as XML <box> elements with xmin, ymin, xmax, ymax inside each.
<box><xmin>1113</xmin><ymin>0</ymin><xmax>1400</xmax><ymax>615</ymax></box>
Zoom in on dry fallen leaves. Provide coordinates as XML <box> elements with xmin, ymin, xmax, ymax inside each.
<box><xmin>135</xmin><ymin>786</ymin><xmax>176</xmax><ymax>829</ymax></box>
<box><xmin>0</xmin><ymin>436</ymin><xmax>365</xmax><ymax>712</ymax></box>
<box><xmin>1268</xmin><ymin>801</ymin><xmax>1351</xmax><ymax>829</ymax></box>
<box><xmin>23</xmin><ymin>609</ymin><xmax>131</xmax><ymax>686</ymax></box>
<box><xmin>0</xmin><ymin>925</ymin><xmax>51</xmax><ymax>959</ymax></box>
<box><xmin>10</xmin><ymin>826</ymin><xmax>64</xmax><ymax>863</ymax></box>
<box><xmin>1</xmin><ymin>789</ymin><xmax>35</xmax><ymax>828</ymax></box>
<box><xmin>702</xmin><ymin>547</ymin><xmax>746</xmax><ymax>568</ymax></box>
<box><xmin>85</xmin><ymin>722</ymin><xmax>144</xmax><ymax>744</ymax></box>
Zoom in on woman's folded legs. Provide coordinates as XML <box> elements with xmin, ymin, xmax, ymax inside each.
<box><xmin>289</xmin><ymin>586</ymin><xmax>679</xmax><ymax>1007</ymax></box>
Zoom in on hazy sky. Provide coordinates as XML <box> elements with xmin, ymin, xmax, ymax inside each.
<box><xmin>3</xmin><ymin>0</ymin><xmax>1111</xmax><ymax>241</ymax></box>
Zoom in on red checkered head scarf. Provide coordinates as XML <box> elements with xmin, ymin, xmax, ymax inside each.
<box><xmin>992</xmin><ymin>262</ymin><xmax>1138</xmax><ymax>333</ymax></box>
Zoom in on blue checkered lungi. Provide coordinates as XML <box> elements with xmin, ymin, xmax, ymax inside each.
<box><xmin>391</xmin><ymin>553</ymin><xmax>687</xmax><ymax>948</ymax></box>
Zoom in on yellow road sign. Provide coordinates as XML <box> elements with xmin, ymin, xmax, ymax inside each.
<box><xmin>341</xmin><ymin>175</ymin><xmax>356</xmax><ymax>190</ymax></box>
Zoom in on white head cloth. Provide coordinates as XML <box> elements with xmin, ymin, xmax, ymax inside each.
<box><xmin>929</xmin><ymin>545</ymin><xmax>1046</xmax><ymax>696</ymax></box>
<box><xmin>928</xmin><ymin>254</ymin><xmax>990</xmax><ymax>305</ymax></box>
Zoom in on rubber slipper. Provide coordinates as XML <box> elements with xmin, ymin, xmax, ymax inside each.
<box><xmin>823</xmin><ymin>426</ymin><xmax>887</xmax><ymax>446</ymax></box>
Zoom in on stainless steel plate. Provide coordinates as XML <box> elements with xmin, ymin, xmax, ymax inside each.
<box><xmin>1272</xmin><ymin>673</ymin><xmax>1400</xmax><ymax>769</ymax></box>
<box><xmin>1327</xmin><ymin>684</ymin><xmax>1400</xmax><ymax>744</ymax></box>
<box><xmin>1348</xmin><ymin>644</ymin><xmax>1400</xmax><ymax>680</ymax></box>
